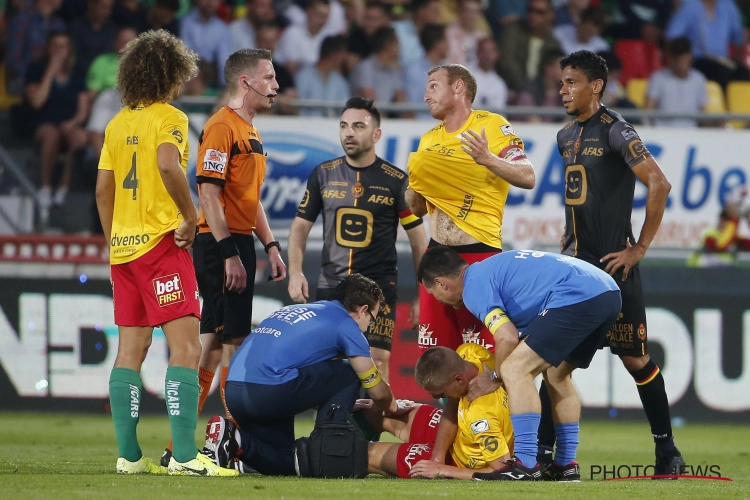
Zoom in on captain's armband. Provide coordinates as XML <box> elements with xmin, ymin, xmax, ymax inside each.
<box><xmin>358</xmin><ymin>365</ymin><xmax>382</xmax><ymax>389</ymax></box>
<box><xmin>484</xmin><ymin>308</ymin><xmax>510</xmax><ymax>334</ymax></box>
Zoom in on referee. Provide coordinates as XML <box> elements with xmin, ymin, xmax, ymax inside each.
<box><xmin>287</xmin><ymin>97</ymin><xmax>427</xmax><ymax>384</ymax></box>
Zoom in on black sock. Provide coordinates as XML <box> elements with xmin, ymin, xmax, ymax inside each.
<box><xmin>629</xmin><ymin>360</ymin><xmax>673</xmax><ymax>444</ymax></box>
<box><xmin>537</xmin><ymin>380</ymin><xmax>556</xmax><ymax>463</ymax></box>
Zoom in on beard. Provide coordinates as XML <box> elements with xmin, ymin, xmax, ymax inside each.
<box><xmin>344</xmin><ymin>142</ymin><xmax>372</xmax><ymax>160</ymax></box>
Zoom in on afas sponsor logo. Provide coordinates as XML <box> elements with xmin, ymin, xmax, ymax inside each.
<box><xmin>110</xmin><ymin>233</ymin><xmax>150</xmax><ymax>247</ymax></box>
<box><xmin>152</xmin><ymin>273</ymin><xmax>185</xmax><ymax>307</ymax></box>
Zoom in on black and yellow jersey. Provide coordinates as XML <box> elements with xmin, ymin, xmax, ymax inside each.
<box><xmin>557</xmin><ymin>105</ymin><xmax>651</xmax><ymax>264</ymax></box>
<box><xmin>296</xmin><ymin>156</ymin><xmax>422</xmax><ymax>287</ymax></box>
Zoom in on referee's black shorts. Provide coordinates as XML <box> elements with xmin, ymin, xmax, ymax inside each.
<box><xmin>193</xmin><ymin>232</ymin><xmax>256</xmax><ymax>342</ymax></box>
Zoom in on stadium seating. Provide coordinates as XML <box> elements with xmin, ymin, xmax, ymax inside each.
<box><xmin>0</xmin><ymin>64</ymin><xmax>21</xmax><ymax>112</ymax></box>
<box><xmin>705</xmin><ymin>81</ymin><xmax>726</xmax><ymax>113</ymax></box>
<box><xmin>614</xmin><ymin>39</ymin><xmax>662</xmax><ymax>85</ymax></box>
<box><xmin>726</xmin><ymin>81</ymin><xmax>750</xmax><ymax>128</ymax></box>
<box><xmin>625</xmin><ymin>78</ymin><xmax>648</xmax><ymax>108</ymax></box>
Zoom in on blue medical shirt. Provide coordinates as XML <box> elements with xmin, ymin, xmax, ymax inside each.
<box><xmin>227</xmin><ymin>300</ymin><xmax>372</xmax><ymax>385</ymax></box>
<box><xmin>462</xmin><ymin>250</ymin><xmax>619</xmax><ymax>331</ymax></box>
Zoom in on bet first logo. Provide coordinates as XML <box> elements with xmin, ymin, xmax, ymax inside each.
<box><xmin>152</xmin><ymin>273</ymin><xmax>185</xmax><ymax>307</ymax></box>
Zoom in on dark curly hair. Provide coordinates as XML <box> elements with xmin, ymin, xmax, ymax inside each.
<box><xmin>329</xmin><ymin>274</ymin><xmax>385</xmax><ymax>314</ymax></box>
<box><xmin>559</xmin><ymin>50</ymin><xmax>609</xmax><ymax>95</ymax></box>
<box><xmin>117</xmin><ymin>29</ymin><xmax>199</xmax><ymax>109</ymax></box>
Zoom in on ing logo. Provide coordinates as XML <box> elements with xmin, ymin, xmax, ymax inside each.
<box><xmin>335</xmin><ymin>207</ymin><xmax>373</xmax><ymax>248</ymax></box>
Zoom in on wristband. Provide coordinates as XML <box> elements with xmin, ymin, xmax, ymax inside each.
<box><xmin>264</xmin><ymin>240</ymin><xmax>281</xmax><ymax>254</ymax></box>
<box><xmin>490</xmin><ymin>370</ymin><xmax>499</xmax><ymax>383</ymax></box>
<box><xmin>217</xmin><ymin>237</ymin><xmax>239</xmax><ymax>260</ymax></box>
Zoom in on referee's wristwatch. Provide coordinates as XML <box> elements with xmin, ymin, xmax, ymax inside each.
<box><xmin>264</xmin><ymin>240</ymin><xmax>281</xmax><ymax>254</ymax></box>
<box><xmin>490</xmin><ymin>370</ymin><xmax>500</xmax><ymax>383</ymax></box>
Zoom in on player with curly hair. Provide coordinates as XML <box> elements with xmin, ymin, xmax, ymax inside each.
<box><xmin>95</xmin><ymin>29</ymin><xmax>237</xmax><ymax>477</ymax></box>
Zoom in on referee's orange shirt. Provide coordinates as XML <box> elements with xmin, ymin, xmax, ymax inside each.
<box><xmin>196</xmin><ymin>106</ymin><xmax>267</xmax><ymax>235</ymax></box>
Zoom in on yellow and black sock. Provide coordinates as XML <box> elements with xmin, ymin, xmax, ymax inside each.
<box><xmin>631</xmin><ymin>360</ymin><xmax>673</xmax><ymax>444</ymax></box>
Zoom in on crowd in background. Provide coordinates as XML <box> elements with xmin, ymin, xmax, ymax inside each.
<box><xmin>2</xmin><ymin>0</ymin><xmax>750</xmax><ymax>216</ymax></box>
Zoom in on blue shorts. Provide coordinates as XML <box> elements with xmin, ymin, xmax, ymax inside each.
<box><xmin>523</xmin><ymin>290</ymin><xmax>621</xmax><ymax>369</ymax></box>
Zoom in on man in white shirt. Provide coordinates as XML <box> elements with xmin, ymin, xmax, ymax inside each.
<box><xmin>469</xmin><ymin>38</ymin><xmax>508</xmax><ymax>111</ymax></box>
<box><xmin>274</xmin><ymin>0</ymin><xmax>332</xmax><ymax>73</ymax></box>
<box><xmin>553</xmin><ymin>6</ymin><xmax>608</xmax><ymax>55</ymax></box>
<box><xmin>645</xmin><ymin>37</ymin><xmax>707</xmax><ymax>128</ymax></box>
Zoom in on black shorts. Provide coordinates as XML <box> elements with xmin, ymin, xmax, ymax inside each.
<box><xmin>600</xmin><ymin>265</ymin><xmax>648</xmax><ymax>357</ymax></box>
<box><xmin>193</xmin><ymin>232</ymin><xmax>256</xmax><ymax>342</ymax></box>
<box><xmin>524</xmin><ymin>291</ymin><xmax>621</xmax><ymax>369</ymax></box>
<box><xmin>316</xmin><ymin>280</ymin><xmax>397</xmax><ymax>351</ymax></box>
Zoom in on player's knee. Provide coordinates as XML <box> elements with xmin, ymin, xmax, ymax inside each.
<box><xmin>620</xmin><ymin>354</ymin><xmax>649</xmax><ymax>372</ymax></box>
<box><xmin>499</xmin><ymin>359</ymin><xmax>523</xmax><ymax>384</ymax></box>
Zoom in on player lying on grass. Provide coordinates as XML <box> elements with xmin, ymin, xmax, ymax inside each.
<box><xmin>364</xmin><ymin>343</ymin><xmax>514</xmax><ymax>480</ymax></box>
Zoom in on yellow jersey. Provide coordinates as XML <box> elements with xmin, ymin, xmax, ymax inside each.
<box><xmin>450</xmin><ymin>343</ymin><xmax>514</xmax><ymax>469</ymax></box>
<box><xmin>407</xmin><ymin>110</ymin><xmax>526</xmax><ymax>248</ymax></box>
<box><xmin>99</xmin><ymin>102</ymin><xmax>190</xmax><ymax>264</ymax></box>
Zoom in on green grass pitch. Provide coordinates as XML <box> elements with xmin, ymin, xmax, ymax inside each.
<box><xmin>1</xmin><ymin>412</ymin><xmax>748</xmax><ymax>499</ymax></box>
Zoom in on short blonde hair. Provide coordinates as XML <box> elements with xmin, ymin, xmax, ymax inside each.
<box><xmin>427</xmin><ymin>64</ymin><xmax>478</xmax><ymax>104</ymax></box>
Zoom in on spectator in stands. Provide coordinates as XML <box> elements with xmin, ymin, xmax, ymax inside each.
<box><xmin>445</xmin><ymin>0</ymin><xmax>486</xmax><ymax>66</ymax></box>
<box><xmin>85</xmin><ymin>25</ymin><xmax>135</xmax><ymax>97</ymax></box>
<box><xmin>554</xmin><ymin>0</ymin><xmax>589</xmax><ymax>27</ymax></box>
<box><xmin>112</xmin><ymin>0</ymin><xmax>142</xmax><ymax>28</ymax></box>
<box><xmin>347</xmin><ymin>1</ymin><xmax>391</xmax><ymax>61</ymax></box>
<box><xmin>645</xmin><ymin>37</ymin><xmax>708</xmax><ymax>128</ymax></box>
<box><xmin>85</xmin><ymin>26</ymin><xmax>136</xmax><ymax>158</ymax></box>
<box><xmin>275</xmin><ymin>0</ymin><xmax>332</xmax><ymax>74</ymax></box>
<box><xmin>228</xmin><ymin>0</ymin><xmax>276</xmax><ymax>53</ymax></box>
<box><xmin>470</xmin><ymin>38</ymin><xmax>507</xmax><ymax>110</ymax></box>
<box><xmin>285</xmin><ymin>0</ymin><xmax>347</xmax><ymax>36</ymax></box>
<box><xmin>5</xmin><ymin>0</ymin><xmax>65</xmax><ymax>94</ymax></box>
<box><xmin>140</xmin><ymin>0</ymin><xmax>180</xmax><ymax>35</ymax></box>
<box><xmin>404</xmin><ymin>23</ymin><xmax>447</xmax><ymax>117</ymax></box>
<box><xmin>392</xmin><ymin>0</ymin><xmax>441</xmax><ymax>67</ymax></box>
<box><xmin>69</xmin><ymin>0</ymin><xmax>117</xmax><ymax>70</ymax></box>
<box><xmin>180</xmin><ymin>0</ymin><xmax>231</xmax><ymax>86</ymax></box>
<box><xmin>255</xmin><ymin>22</ymin><xmax>298</xmax><ymax>112</ymax></box>
<box><xmin>351</xmin><ymin>26</ymin><xmax>406</xmax><ymax>106</ymax></box>
<box><xmin>179</xmin><ymin>59</ymin><xmax>221</xmax><ymax>111</ymax></box>
<box><xmin>295</xmin><ymin>35</ymin><xmax>350</xmax><ymax>116</ymax></box>
<box><xmin>498</xmin><ymin>0</ymin><xmax>560</xmax><ymax>92</ymax></box>
<box><xmin>25</xmin><ymin>32</ymin><xmax>89</xmax><ymax>209</ymax></box>
<box><xmin>598</xmin><ymin>51</ymin><xmax>636</xmax><ymax>110</ymax></box>
<box><xmin>603</xmin><ymin>0</ymin><xmax>671</xmax><ymax>44</ymax></box>
<box><xmin>666</xmin><ymin>0</ymin><xmax>750</xmax><ymax>88</ymax></box>
<box><xmin>515</xmin><ymin>48</ymin><xmax>565</xmax><ymax>121</ymax></box>
<box><xmin>486</xmin><ymin>0</ymin><xmax>527</xmax><ymax>37</ymax></box>
<box><xmin>553</xmin><ymin>6</ymin><xmax>608</xmax><ymax>55</ymax></box>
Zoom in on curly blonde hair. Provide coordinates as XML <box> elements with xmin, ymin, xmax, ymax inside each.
<box><xmin>117</xmin><ymin>29</ymin><xmax>199</xmax><ymax>109</ymax></box>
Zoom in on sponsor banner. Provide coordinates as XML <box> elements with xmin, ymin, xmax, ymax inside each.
<box><xmin>0</xmin><ymin>264</ymin><xmax>748</xmax><ymax>420</ymax></box>
<box><xmin>186</xmin><ymin>115</ymin><xmax>750</xmax><ymax>248</ymax></box>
